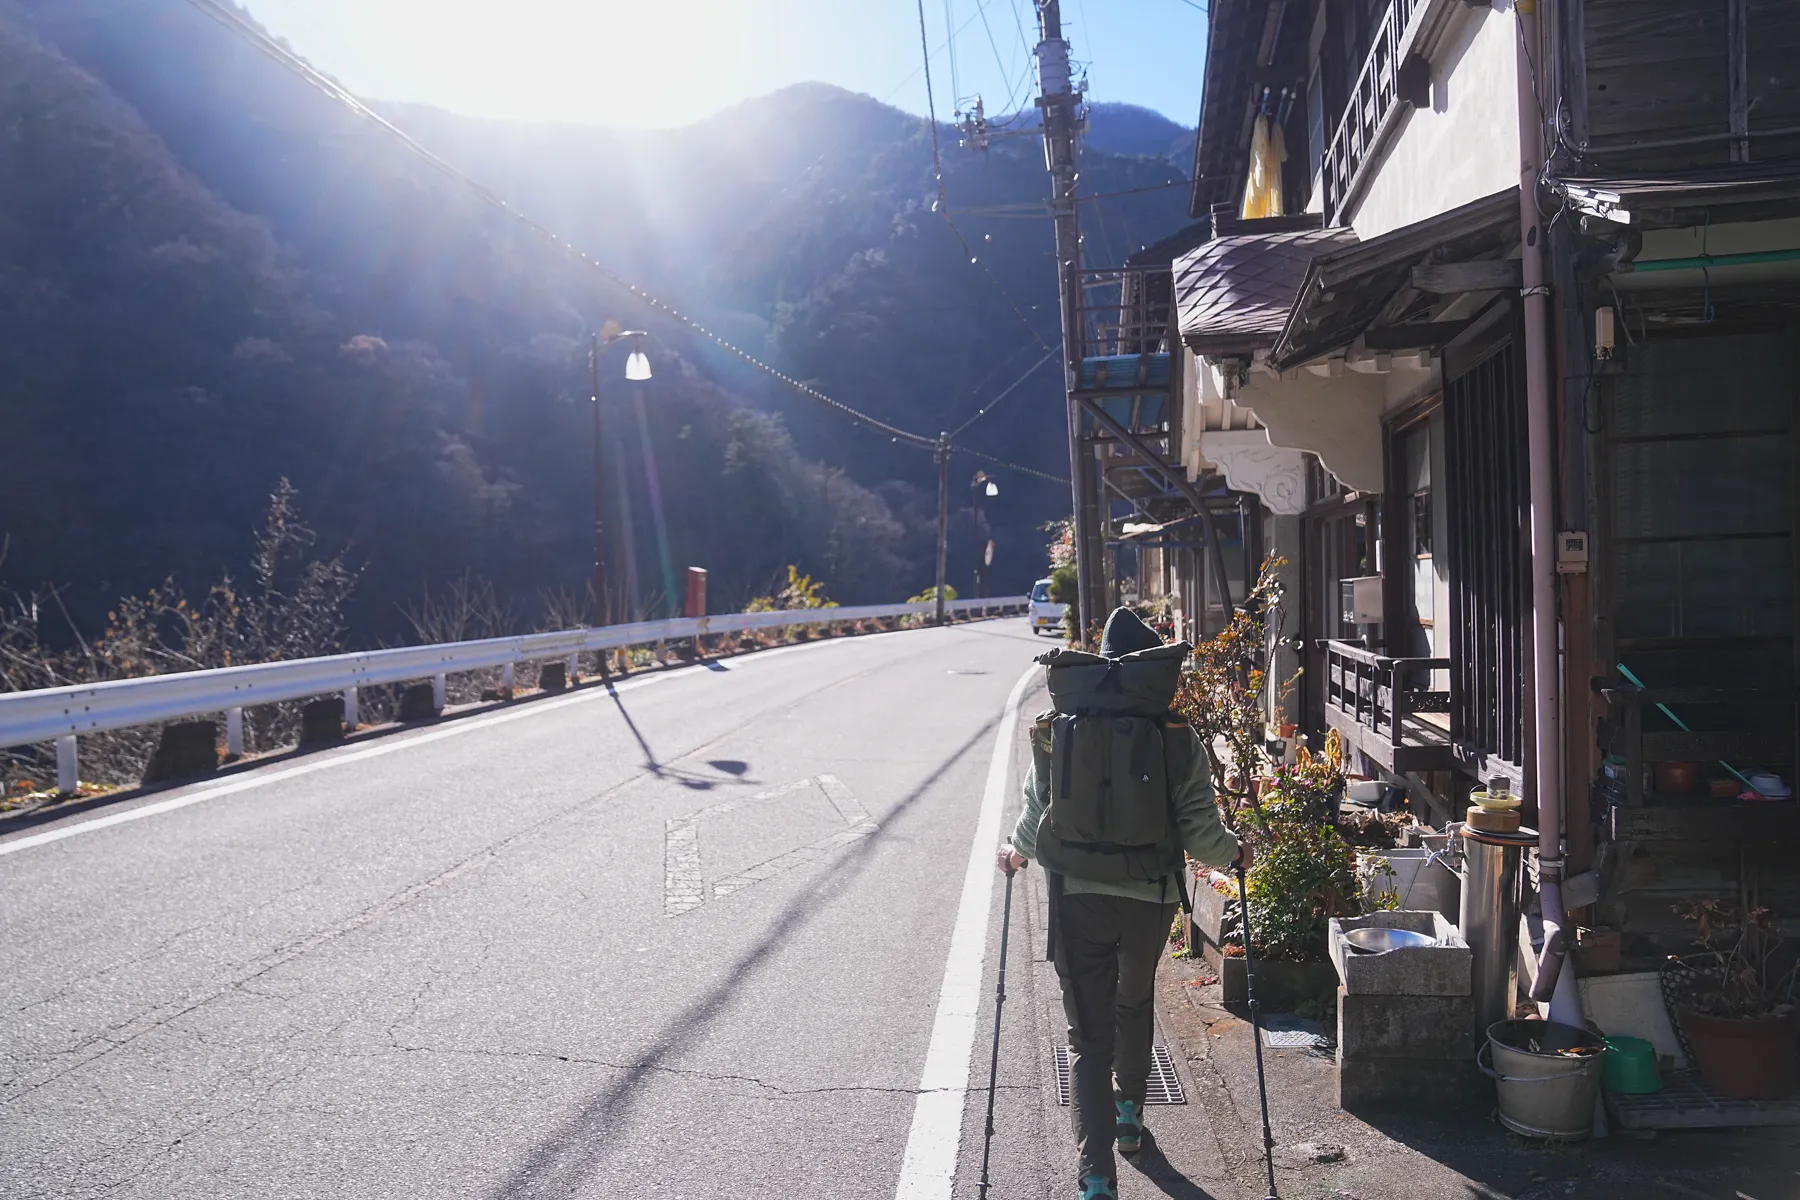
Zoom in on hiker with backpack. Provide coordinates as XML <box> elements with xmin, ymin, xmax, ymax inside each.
<box><xmin>997</xmin><ymin>607</ymin><xmax>1251</xmax><ymax>1200</ymax></box>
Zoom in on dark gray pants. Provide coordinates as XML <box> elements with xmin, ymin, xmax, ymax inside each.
<box><xmin>1052</xmin><ymin>890</ymin><xmax>1176</xmax><ymax>1185</ymax></box>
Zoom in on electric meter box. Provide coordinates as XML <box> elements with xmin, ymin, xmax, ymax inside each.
<box><xmin>1340</xmin><ymin>576</ymin><xmax>1384</xmax><ymax>626</ymax></box>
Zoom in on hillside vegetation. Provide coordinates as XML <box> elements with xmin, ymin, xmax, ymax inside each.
<box><xmin>0</xmin><ymin>0</ymin><xmax>1193</xmax><ymax>639</ymax></box>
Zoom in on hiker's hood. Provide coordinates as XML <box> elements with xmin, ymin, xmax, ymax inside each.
<box><xmin>1098</xmin><ymin>607</ymin><xmax>1161</xmax><ymax>657</ymax></box>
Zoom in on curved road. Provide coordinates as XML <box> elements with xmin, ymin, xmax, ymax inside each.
<box><xmin>2</xmin><ymin>619</ymin><xmax>1153</xmax><ymax>1198</ymax></box>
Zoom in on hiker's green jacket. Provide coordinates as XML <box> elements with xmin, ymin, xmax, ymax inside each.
<box><xmin>1008</xmin><ymin>722</ymin><xmax>1239</xmax><ymax>905</ymax></box>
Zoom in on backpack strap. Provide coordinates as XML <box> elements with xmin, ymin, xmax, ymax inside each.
<box><xmin>1163</xmin><ymin>713</ymin><xmax>1196</xmax><ymax>915</ymax></box>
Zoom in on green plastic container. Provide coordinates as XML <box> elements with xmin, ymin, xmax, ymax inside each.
<box><xmin>1601</xmin><ymin>1035</ymin><xmax>1662</xmax><ymax>1094</ymax></box>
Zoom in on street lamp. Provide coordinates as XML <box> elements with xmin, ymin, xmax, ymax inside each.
<box><xmin>591</xmin><ymin>323</ymin><xmax>651</xmax><ymax>629</ymax></box>
<box><xmin>970</xmin><ymin>472</ymin><xmax>999</xmax><ymax>598</ymax></box>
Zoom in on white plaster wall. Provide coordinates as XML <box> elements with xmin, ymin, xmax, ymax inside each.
<box><xmin>1181</xmin><ymin>352</ymin><xmax>1204</xmax><ymax>479</ymax></box>
<box><xmin>1209</xmin><ymin>356</ymin><xmax>1440</xmax><ymax>494</ymax></box>
<box><xmin>1429</xmin><ymin>412</ymin><xmax>1451</xmax><ymax>690</ymax></box>
<box><xmin>1347</xmin><ymin>2</ymin><xmax>1521</xmax><ymax>241</ymax></box>
<box><xmin>1268</xmin><ymin>514</ymin><xmax>1302</xmax><ymax>727</ymax></box>
<box><xmin>1225</xmin><ymin>366</ymin><xmax>1388</xmax><ymax>492</ymax></box>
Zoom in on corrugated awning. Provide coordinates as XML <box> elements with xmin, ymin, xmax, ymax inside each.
<box><xmin>1174</xmin><ymin>225</ymin><xmax>1359</xmax><ymax>356</ymax></box>
<box><xmin>1269</xmin><ymin>188</ymin><xmax>1519</xmax><ymax>371</ymax></box>
<box><xmin>1553</xmin><ymin>165</ymin><xmax>1800</xmax><ymax>228</ymax></box>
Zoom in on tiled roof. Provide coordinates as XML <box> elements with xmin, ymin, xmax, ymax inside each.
<box><xmin>1174</xmin><ymin>226</ymin><xmax>1359</xmax><ymax>353</ymax></box>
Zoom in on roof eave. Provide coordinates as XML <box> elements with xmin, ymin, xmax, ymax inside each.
<box><xmin>1269</xmin><ymin>187</ymin><xmax>1521</xmax><ymax>370</ymax></box>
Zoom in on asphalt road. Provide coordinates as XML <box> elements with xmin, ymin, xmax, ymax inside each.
<box><xmin>3</xmin><ymin>618</ymin><xmax>1220</xmax><ymax>1200</ymax></box>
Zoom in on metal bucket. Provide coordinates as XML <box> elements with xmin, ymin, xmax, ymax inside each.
<box><xmin>1477</xmin><ymin>1019</ymin><xmax>1606</xmax><ymax>1139</ymax></box>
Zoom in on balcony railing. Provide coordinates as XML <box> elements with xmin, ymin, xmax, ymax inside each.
<box><xmin>1320</xmin><ymin>0</ymin><xmax>1429</xmax><ymax>224</ymax></box>
<box><xmin>1323</xmin><ymin>639</ymin><xmax>1453</xmax><ymax>773</ymax></box>
<box><xmin>1076</xmin><ymin>265</ymin><xmax>1176</xmax><ymax>360</ymax></box>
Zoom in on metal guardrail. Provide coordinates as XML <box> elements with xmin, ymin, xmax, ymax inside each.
<box><xmin>1</xmin><ymin>596</ymin><xmax>1028</xmax><ymax>790</ymax></box>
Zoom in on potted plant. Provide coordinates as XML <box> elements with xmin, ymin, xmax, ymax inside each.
<box><xmin>1175</xmin><ymin>570</ymin><xmax>1364</xmax><ymax>1007</ymax></box>
<box><xmin>1671</xmin><ymin>899</ymin><xmax>1798</xmax><ymax>1099</ymax></box>
<box><xmin>1175</xmin><ymin>557</ymin><xmax>1291</xmax><ymax>826</ymax></box>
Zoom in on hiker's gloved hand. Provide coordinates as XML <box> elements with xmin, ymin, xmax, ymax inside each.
<box><xmin>1231</xmin><ymin>840</ymin><xmax>1255</xmax><ymax>875</ymax></box>
<box><xmin>996</xmin><ymin>846</ymin><xmax>1027</xmax><ymax>875</ymax></box>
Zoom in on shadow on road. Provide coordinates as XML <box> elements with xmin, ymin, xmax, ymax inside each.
<box><xmin>1125</xmin><ymin>1132</ymin><xmax>1223</xmax><ymax>1199</ymax></box>
<box><xmin>485</xmin><ymin>716</ymin><xmax>1000</xmax><ymax>1198</ymax></box>
<box><xmin>603</xmin><ymin>686</ymin><xmax>758</xmax><ymax>791</ymax></box>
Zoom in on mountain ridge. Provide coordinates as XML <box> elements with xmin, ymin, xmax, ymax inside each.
<box><xmin>0</xmin><ymin>0</ymin><xmax>1196</xmax><ymax>638</ymax></box>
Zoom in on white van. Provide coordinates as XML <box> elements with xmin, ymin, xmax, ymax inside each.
<box><xmin>1028</xmin><ymin>577</ymin><xmax>1068</xmax><ymax>637</ymax></box>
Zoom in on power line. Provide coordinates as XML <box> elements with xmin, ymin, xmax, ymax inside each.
<box><xmin>884</xmin><ymin>0</ymin><xmax>990</xmax><ymax>105</ymax></box>
<box><xmin>1076</xmin><ymin>178</ymin><xmax>1190</xmax><ymax>203</ymax></box>
<box><xmin>940</xmin><ymin>213</ymin><xmax>1058</xmax><ymax>355</ymax></box>
<box><xmin>949</xmin><ymin>347</ymin><xmax>1057</xmax><ymax>439</ymax></box>
<box><xmin>954</xmin><ymin>443</ymin><xmax>1067</xmax><ymax>485</ymax></box>
<box><xmin>914</xmin><ymin>0</ymin><xmax>1058</xmax><ymax>358</ymax></box>
<box><xmin>182</xmin><ymin>0</ymin><xmax>1067</xmax><ymax>491</ymax></box>
<box><xmin>184</xmin><ymin>0</ymin><xmax>940</xmax><ymax>452</ymax></box>
<box><xmin>974</xmin><ymin>0</ymin><xmax>1029</xmax><ymax>116</ymax></box>
<box><xmin>914</xmin><ymin>0</ymin><xmax>949</xmax><ymax>211</ymax></box>
<box><xmin>1009</xmin><ymin>0</ymin><xmax>1036</xmax><ymax>68</ymax></box>
<box><xmin>944</xmin><ymin>0</ymin><xmax>963</xmax><ymax>112</ymax></box>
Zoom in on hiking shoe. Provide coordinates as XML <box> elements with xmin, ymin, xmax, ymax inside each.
<box><xmin>1078</xmin><ymin>1176</ymin><xmax>1117</xmax><ymax>1200</ymax></box>
<box><xmin>1115</xmin><ymin>1097</ymin><xmax>1144</xmax><ymax>1153</ymax></box>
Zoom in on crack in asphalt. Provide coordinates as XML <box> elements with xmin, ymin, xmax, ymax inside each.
<box><xmin>2</xmin><ymin>650</ymin><xmax>908</xmax><ymax>1106</ymax></box>
<box><xmin>364</xmin><ymin>1040</ymin><xmax>1037</xmax><ymax>1101</ymax></box>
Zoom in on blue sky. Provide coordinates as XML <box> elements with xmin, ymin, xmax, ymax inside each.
<box><xmin>242</xmin><ymin>0</ymin><xmax>1208</xmax><ymax>130</ymax></box>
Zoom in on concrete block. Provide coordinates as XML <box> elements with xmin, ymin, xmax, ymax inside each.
<box><xmin>1336</xmin><ymin>1053</ymin><xmax>1483</xmax><ymax>1111</ymax></box>
<box><xmin>1338</xmin><ymin>990</ymin><xmax>1475</xmax><ymax>1060</ymax></box>
<box><xmin>1330</xmin><ymin>911</ymin><xmax>1471</xmax><ymax>996</ymax></box>
<box><xmin>1220</xmin><ymin>954</ymin><xmax>1339</xmax><ymax>1011</ymax></box>
<box><xmin>537</xmin><ymin>661</ymin><xmax>567</xmax><ymax>694</ymax></box>
<box><xmin>1190</xmin><ymin>866</ymin><xmax>1230</xmax><ymax>959</ymax></box>
<box><xmin>300</xmin><ymin>697</ymin><xmax>345</xmax><ymax>746</ymax></box>
<box><xmin>398</xmin><ymin>682</ymin><xmax>441</xmax><ymax>721</ymax></box>
<box><xmin>143</xmin><ymin>720</ymin><xmax>218</xmax><ymax>784</ymax></box>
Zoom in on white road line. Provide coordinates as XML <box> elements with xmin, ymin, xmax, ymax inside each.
<box><xmin>0</xmin><ymin>632</ymin><xmax>937</xmax><ymax>861</ymax></box>
<box><xmin>662</xmin><ymin>777</ymin><xmax>813</xmax><ymax>916</ymax></box>
<box><xmin>894</xmin><ymin>662</ymin><xmax>1037</xmax><ymax>1200</ymax></box>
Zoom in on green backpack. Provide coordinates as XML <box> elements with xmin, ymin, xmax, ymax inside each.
<box><xmin>1029</xmin><ymin>641</ymin><xmax>1196</xmax><ymax>889</ymax></box>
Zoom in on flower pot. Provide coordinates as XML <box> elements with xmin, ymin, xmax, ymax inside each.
<box><xmin>1653</xmin><ymin>761</ymin><xmax>1700</xmax><ymax>796</ymax></box>
<box><xmin>1680</xmin><ymin>1009</ymin><xmax>1798</xmax><ymax>1100</ymax></box>
<box><xmin>1572</xmin><ymin>925</ymin><xmax>1622</xmax><ymax>974</ymax></box>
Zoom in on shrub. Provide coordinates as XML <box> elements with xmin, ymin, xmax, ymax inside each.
<box><xmin>1243</xmin><ymin>814</ymin><xmax>1361</xmax><ymax>961</ymax></box>
<box><xmin>0</xmin><ymin>480</ymin><xmax>356</xmax><ymax>788</ymax></box>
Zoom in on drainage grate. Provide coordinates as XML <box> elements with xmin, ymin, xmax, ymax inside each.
<box><xmin>1054</xmin><ymin>1045</ymin><xmax>1187</xmax><ymax>1105</ymax></box>
<box><xmin>1606</xmin><ymin>1070</ymin><xmax>1800</xmax><ymax>1130</ymax></box>
<box><xmin>1259</xmin><ymin>1013</ymin><xmax>1330</xmax><ymax>1050</ymax></box>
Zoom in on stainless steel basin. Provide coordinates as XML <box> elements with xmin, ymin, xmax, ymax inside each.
<box><xmin>1345</xmin><ymin>927</ymin><xmax>1437</xmax><ymax>954</ymax></box>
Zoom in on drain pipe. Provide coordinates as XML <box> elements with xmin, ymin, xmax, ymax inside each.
<box><xmin>1515</xmin><ymin>0</ymin><xmax>1578</xmax><ymax>1023</ymax></box>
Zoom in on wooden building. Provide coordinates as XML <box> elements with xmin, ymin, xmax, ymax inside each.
<box><xmin>1173</xmin><ymin>0</ymin><xmax>1800</xmax><ymax>982</ymax></box>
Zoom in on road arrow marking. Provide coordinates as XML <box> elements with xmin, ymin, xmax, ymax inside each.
<box><xmin>663</xmin><ymin>775</ymin><xmax>871</xmax><ymax>916</ymax></box>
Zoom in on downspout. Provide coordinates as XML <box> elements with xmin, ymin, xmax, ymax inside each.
<box><xmin>1516</xmin><ymin>0</ymin><xmax>1579</xmax><ymax>1023</ymax></box>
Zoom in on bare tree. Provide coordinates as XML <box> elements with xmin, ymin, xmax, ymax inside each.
<box><xmin>1</xmin><ymin>480</ymin><xmax>357</xmax><ymax>793</ymax></box>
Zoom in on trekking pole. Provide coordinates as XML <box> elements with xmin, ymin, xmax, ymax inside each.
<box><xmin>1235</xmin><ymin>863</ymin><xmax>1280</xmax><ymax>1200</ymax></box>
<box><xmin>976</xmin><ymin>863</ymin><xmax>1017</xmax><ymax>1198</ymax></box>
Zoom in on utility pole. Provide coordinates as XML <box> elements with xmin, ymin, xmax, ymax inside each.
<box><xmin>935</xmin><ymin>432</ymin><xmax>951</xmax><ymax>626</ymax></box>
<box><xmin>1035</xmin><ymin>0</ymin><xmax>1103</xmax><ymax>644</ymax></box>
<box><xmin>590</xmin><ymin>333</ymin><xmax>609</xmax><ymax>630</ymax></box>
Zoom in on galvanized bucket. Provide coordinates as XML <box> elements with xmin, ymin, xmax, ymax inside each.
<box><xmin>1477</xmin><ymin>1019</ymin><xmax>1606</xmax><ymax>1139</ymax></box>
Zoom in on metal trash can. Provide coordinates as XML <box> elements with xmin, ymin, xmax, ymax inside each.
<box><xmin>1458</xmin><ymin>825</ymin><xmax>1536</xmax><ymax>1040</ymax></box>
<box><xmin>1478</xmin><ymin>1019</ymin><xmax>1607</xmax><ymax>1139</ymax></box>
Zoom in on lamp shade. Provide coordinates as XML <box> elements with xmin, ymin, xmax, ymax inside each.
<box><xmin>624</xmin><ymin>349</ymin><xmax>652</xmax><ymax>381</ymax></box>
<box><xmin>984</xmin><ymin>481</ymin><xmax>999</xmax><ymax>497</ymax></box>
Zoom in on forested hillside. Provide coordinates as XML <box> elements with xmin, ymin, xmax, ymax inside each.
<box><xmin>0</xmin><ymin>0</ymin><xmax>1194</xmax><ymax>639</ymax></box>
